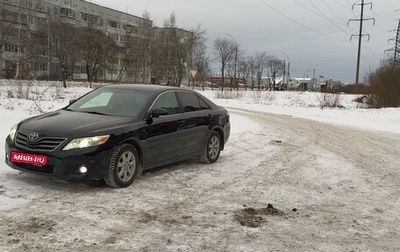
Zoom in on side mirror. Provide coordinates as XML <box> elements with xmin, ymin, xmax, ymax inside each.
<box><xmin>145</xmin><ymin>108</ymin><xmax>169</xmax><ymax>125</ymax></box>
<box><xmin>151</xmin><ymin>108</ymin><xmax>169</xmax><ymax>118</ymax></box>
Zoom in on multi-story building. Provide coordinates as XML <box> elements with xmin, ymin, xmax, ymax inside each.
<box><xmin>152</xmin><ymin>27</ymin><xmax>193</xmax><ymax>85</ymax></box>
<box><xmin>0</xmin><ymin>0</ymin><xmax>192</xmax><ymax>84</ymax></box>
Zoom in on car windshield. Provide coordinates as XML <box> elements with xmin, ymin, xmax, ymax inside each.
<box><xmin>66</xmin><ymin>88</ymin><xmax>152</xmax><ymax>117</ymax></box>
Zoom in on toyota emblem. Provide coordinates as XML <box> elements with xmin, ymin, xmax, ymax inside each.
<box><xmin>28</xmin><ymin>132</ymin><xmax>40</xmax><ymax>142</ymax></box>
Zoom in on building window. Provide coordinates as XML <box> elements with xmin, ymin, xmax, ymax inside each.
<box><xmin>38</xmin><ymin>17</ymin><xmax>47</xmax><ymax>24</ymax></box>
<box><xmin>4</xmin><ymin>44</ymin><xmax>19</xmax><ymax>53</ymax></box>
<box><xmin>37</xmin><ymin>48</ymin><xmax>47</xmax><ymax>56</ymax></box>
<box><xmin>108</xmin><ymin>69</ymin><xmax>118</xmax><ymax>75</ymax></box>
<box><xmin>5</xmin><ymin>61</ymin><xmax>16</xmax><ymax>70</ymax></box>
<box><xmin>108</xmin><ymin>20</ymin><xmax>118</xmax><ymax>28</ymax></box>
<box><xmin>81</xmin><ymin>12</ymin><xmax>88</xmax><ymax>21</ymax></box>
<box><xmin>60</xmin><ymin>7</ymin><xmax>75</xmax><ymax>18</ymax></box>
<box><xmin>127</xmin><ymin>25</ymin><xmax>138</xmax><ymax>34</ymax></box>
<box><xmin>80</xmin><ymin>66</ymin><xmax>87</xmax><ymax>74</ymax></box>
<box><xmin>37</xmin><ymin>63</ymin><xmax>48</xmax><ymax>71</ymax></box>
<box><xmin>110</xmin><ymin>33</ymin><xmax>118</xmax><ymax>41</ymax></box>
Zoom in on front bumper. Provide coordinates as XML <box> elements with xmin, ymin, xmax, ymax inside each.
<box><xmin>5</xmin><ymin>139</ymin><xmax>114</xmax><ymax>180</ymax></box>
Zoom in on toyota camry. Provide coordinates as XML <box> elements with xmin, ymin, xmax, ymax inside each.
<box><xmin>5</xmin><ymin>84</ymin><xmax>231</xmax><ymax>188</ymax></box>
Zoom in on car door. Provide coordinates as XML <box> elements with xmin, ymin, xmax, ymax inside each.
<box><xmin>177</xmin><ymin>91</ymin><xmax>212</xmax><ymax>157</ymax></box>
<box><xmin>143</xmin><ymin>91</ymin><xmax>186</xmax><ymax>168</ymax></box>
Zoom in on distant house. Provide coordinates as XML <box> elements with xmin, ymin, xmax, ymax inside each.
<box><xmin>290</xmin><ymin>78</ymin><xmax>325</xmax><ymax>91</ymax></box>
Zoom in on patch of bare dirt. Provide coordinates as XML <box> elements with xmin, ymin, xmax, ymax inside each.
<box><xmin>234</xmin><ymin>203</ymin><xmax>286</xmax><ymax>228</ymax></box>
<box><xmin>6</xmin><ymin>217</ymin><xmax>56</xmax><ymax>235</ymax></box>
<box><xmin>270</xmin><ymin>140</ymin><xmax>283</xmax><ymax>145</ymax></box>
<box><xmin>0</xmin><ymin>185</ymin><xmax>5</xmax><ymax>195</ymax></box>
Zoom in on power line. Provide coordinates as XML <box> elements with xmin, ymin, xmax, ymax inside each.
<box><xmin>291</xmin><ymin>0</ymin><xmax>324</xmax><ymax>18</ymax></box>
<box><xmin>258</xmin><ymin>0</ymin><xmax>347</xmax><ymax>42</ymax></box>
<box><xmin>307</xmin><ymin>0</ymin><xmax>352</xmax><ymax>35</ymax></box>
<box><xmin>348</xmin><ymin>0</ymin><xmax>375</xmax><ymax>87</ymax></box>
<box><xmin>321</xmin><ymin>0</ymin><xmax>349</xmax><ymax>24</ymax></box>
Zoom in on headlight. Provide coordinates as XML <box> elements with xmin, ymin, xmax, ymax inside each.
<box><xmin>63</xmin><ymin>135</ymin><xmax>110</xmax><ymax>151</ymax></box>
<box><xmin>9</xmin><ymin>124</ymin><xmax>18</xmax><ymax>142</ymax></box>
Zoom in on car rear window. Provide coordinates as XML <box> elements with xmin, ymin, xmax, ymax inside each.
<box><xmin>178</xmin><ymin>92</ymin><xmax>210</xmax><ymax>112</ymax></box>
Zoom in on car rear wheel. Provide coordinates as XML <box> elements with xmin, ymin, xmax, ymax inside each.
<box><xmin>201</xmin><ymin>131</ymin><xmax>221</xmax><ymax>163</ymax></box>
<box><xmin>105</xmin><ymin>144</ymin><xmax>139</xmax><ymax>188</ymax></box>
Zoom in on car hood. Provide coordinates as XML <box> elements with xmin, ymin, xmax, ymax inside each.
<box><xmin>18</xmin><ymin>109</ymin><xmax>139</xmax><ymax>137</ymax></box>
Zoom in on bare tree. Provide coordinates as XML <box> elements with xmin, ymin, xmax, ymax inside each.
<box><xmin>150</xmin><ymin>12</ymin><xmax>192</xmax><ymax>86</ymax></box>
<box><xmin>115</xmin><ymin>11</ymin><xmax>154</xmax><ymax>84</ymax></box>
<box><xmin>77</xmin><ymin>27</ymin><xmax>119</xmax><ymax>87</ymax></box>
<box><xmin>237</xmin><ymin>54</ymin><xmax>249</xmax><ymax>90</ymax></box>
<box><xmin>0</xmin><ymin>2</ymin><xmax>17</xmax><ymax>78</ymax></box>
<box><xmin>163</xmin><ymin>11</ymin><xmax>177</xmax><ymax>28</ymax></box>
<box><xmin>191</xmin><ymin>25</ymin><xmax>209</xmax><ymax>89</ymax></box>
<box><xmin>212</xmin><ymin>37</ymin><xmax>235</xmax><ymax>91</ymax></box>
<box><xmin>2</xmin><ymin>0</ymin><xmax>50</xmax><ymax>80</ymax></box>
<box><xmin>174</xmin><ymin>33</ymin><xmax>193</xmax><ymax>87</ymax></box>
<box><xmin>246</xmin><ymin>56</ymin><xmax>256</xmax><ymax>90</ymax></box>
<box><xmin>137</xmin><ymin>11</ymin><xmax>153</xmax><ymax>83</ymax></box>
<box><xmin>117</xmin><ymin>36</ymin><xmax>146</xmax><ymax>83</ymax></box>
<box><xmin>48</xmin><ymin>20</ymin><xmax>80</xmax><ymax>87</ymax></box>
<box><xmin>10</xmin><ymin>1</ymin><xmax>29</xmax><ymax>79</ymax></box>
<box><xmin>254</xmin><ymin>51</ymin><xmax>269</xmax><ymax>90</ymax></box>
<box><xmin>266</xmin><ymin>55</ymin><xmax>284</xmax><ymax>90</ymax></box>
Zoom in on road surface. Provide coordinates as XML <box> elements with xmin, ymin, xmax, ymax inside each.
<box><xmin>0</xmin><ymin>108</ymin><xmax>399</xmax><ymax>251</ymax></box>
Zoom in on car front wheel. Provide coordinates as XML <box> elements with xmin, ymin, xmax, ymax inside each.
<box><xmin>105</xmin><ymin>144</ymin><xmax>139</xmax><ymax>188</ymax></box>
<box><xmin>201</xmin><ymin>131</ymin><xmax>221</xmax><ymax>163</ymax></box>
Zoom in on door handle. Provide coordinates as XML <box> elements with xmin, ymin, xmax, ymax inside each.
<box><xmin>178</xmin><ymin>120</ymin><xmax>185</xmax><ymax>127</ymax></box>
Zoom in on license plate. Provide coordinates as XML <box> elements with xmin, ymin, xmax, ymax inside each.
<box><xmin>10</xmin><ymin>152</ymin><xmax>48</xmax><ymax>166</ymax></box>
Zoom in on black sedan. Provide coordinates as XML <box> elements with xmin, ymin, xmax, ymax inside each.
<box><xmin>5</xmin><ymin>84</ymin><xmax>231</xmax><ymax>188</ymax></box>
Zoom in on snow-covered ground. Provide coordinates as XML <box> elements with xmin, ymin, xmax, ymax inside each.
<box><xmin>202</xmin><ymin>89</ymin><xmax>400</xmax><ymax>135</ymax></box>
<box><xmin>1</xmin><ymin>81</ymin><xmax>399</xmax><ymax>136</ymax></box>
<box><xmin>0</xmin><ymin>81</ymin><xmax>399</xmax><ymax>251</ymax></box>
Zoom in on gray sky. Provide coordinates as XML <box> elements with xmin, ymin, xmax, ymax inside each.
<box><xmin>92</xmin><ymin>0</ymin><xmax>399</xmax><ymax>83</ymax></box>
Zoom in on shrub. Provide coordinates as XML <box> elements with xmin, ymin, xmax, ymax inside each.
<box><xmin>6</xmin><ymin>80</ymin><xmax>33</xmax><ymax>99</ymax></box>
<box><xmin>367</xmin><ymin>62</ymin><xmax>400</xmax><ymax>108</ymax></box>
<box><xmin>316</xmin><ymin>93</ymin><xmax>344</xmax><ymax>109</ymax></box>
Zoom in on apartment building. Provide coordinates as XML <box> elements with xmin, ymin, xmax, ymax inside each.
<box><xmin>152</xmin><ymin>27</ymin><xmax>193</xmax><ymax>85</ymax></box>
<box><xmin>0</xmin><ymin>0</ymin><xmax>193</xmax><ymax>84</ymax></box>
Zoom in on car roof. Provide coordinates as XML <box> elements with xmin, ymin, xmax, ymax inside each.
<box><xmin>101</xmin><ymin>84</ymin><xmax>181</xmax><ymax>92</ymax></box>
<box><xmin>96</xmin><ymin>83</ymin><xmax>220</xmax><ymax>110</ymax></box>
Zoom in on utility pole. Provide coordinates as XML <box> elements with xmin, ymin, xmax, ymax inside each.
<box><xmin>313</xmin><ymin>68</ymin><xmax>316</xmax><ymax>91</ymax></box>
<box><xmin>386</xmin><ymin>19</ymin><xmax>400</xmax><ymax>66</ymax></box>
<box><xmin>281</xmin><ymin>51</ymin><xmax>290</xmax><ymax>90</ymax></box>
<box><xmin>225</xmin><ymin>32</ymin><xmax>238</xmax><ymax>90</ymax></box>
<box><xmin>348</xmin><ymin>0</ymin><xmax>375</xmax><ymax>92</ymax></box>
<box><xmin>283</xmin><ymin>60</ymin><xmax>286</xmax><ymax>90</ymax></box>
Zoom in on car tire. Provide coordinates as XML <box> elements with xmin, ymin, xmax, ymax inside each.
<box><xmin>105</xmin><ymin>144</ymin><xmax>139</xmax><ymax>188</ymax></box>
<box><xmin>201</xmin><ymin>131</ymin><xmax>221</xmax><ymax>163</ymax></box>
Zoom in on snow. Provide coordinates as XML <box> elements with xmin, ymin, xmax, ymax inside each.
<box><xmin>202</xmin><ymin>89</ymin><xmax>400</xmax><ymax>135</ymax></box>
<box><xmin>0</xmin><ymin>82</ymin><xmax>399</xmax><ymax>251</ymax></box>
<box><xmin>0</xmin><ymin>82</ymin><xmax>398</xmax><ymax>208</ymax></box>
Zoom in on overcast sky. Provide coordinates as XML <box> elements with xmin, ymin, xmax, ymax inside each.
<box><xmin>91</xmin><ymin>0</ymin><xmax>399</xmax><ymax>83</ymax></box>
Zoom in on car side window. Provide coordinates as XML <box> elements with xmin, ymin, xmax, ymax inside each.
<box><xmin>198</xmin><ymin>97</ymin><xmax>211</xmax><ymax>110</ymax></box>
<box><xmin>178</xmin><ymin>92</ymin><xmax>210</xmax><ymax>112</ymax></box>
<box><xmin>152</xmin><ymin>92</ymin><xmax>180</xmax><ymax>115</ymax></box>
